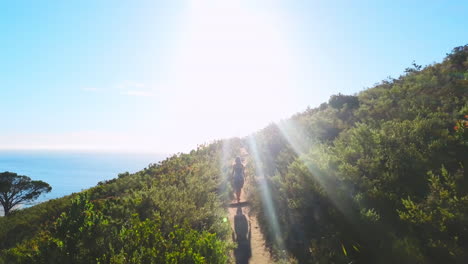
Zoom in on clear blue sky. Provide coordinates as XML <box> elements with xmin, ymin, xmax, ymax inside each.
<box><xmin>1</xmin><ymin>0</ymin><xmax>467</xmax><ymax>153</ymax></box>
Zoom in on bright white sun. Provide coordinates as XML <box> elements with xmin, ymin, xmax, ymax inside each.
<box><xmin>161</xmin><ymin>0</ymin><xmax>299</xmax><ymax>149</ymax></box>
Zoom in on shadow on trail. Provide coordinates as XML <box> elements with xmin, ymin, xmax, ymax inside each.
<box><xmin>232</xmin><ymin>205</ymin><xmax>252</xmax><ymax>264</ymax></box>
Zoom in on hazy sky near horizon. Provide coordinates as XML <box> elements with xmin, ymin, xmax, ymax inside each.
<box><xmin>1</xmin><ymin>0</ymin><xmax>467</xmax><ymax>153</ymax></box>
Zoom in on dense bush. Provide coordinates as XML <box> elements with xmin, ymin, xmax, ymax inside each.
<box><xmin>0</xmin><ymin>141</ymin><xmax>238</xmax><ymax>263</ymax></box>
<box><xmin>2</xmin><ymin>194</ymin><xmax>228</xmax><ymax>264</ymax></box>
<box><xmin>245</xmin><ymin>45</ymin><xmax>468</xmax><ymax>263</ymax></box>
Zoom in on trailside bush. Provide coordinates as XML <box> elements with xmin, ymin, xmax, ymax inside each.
<box><xmin>2</xmin><ymin>194</ymin><xmax>229</xmax><ymax>264</ymax></box>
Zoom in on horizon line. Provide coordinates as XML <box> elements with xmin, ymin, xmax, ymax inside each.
<box><xmin>0</xmin><ymin>146</ymin><xmax>170</xmax><ymax>155</ymax></box>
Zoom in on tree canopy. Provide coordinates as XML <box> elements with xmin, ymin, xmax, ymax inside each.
<box><xmin>0</xmin><ymin>172</ymin><xmax>52</xmax><ymax>216</ymax></box>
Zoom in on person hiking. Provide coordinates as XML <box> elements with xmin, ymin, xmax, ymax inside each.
<box><xmin>232</xmin><ymin>157</ymin><xmax>245</xmax><ymax>203</ymax></box>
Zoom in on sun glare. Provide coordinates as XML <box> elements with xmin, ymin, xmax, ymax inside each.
<box><xmin>163</xmin><ymin>0</ymin><xmax>298</xmax><ymax>145</ymax></box>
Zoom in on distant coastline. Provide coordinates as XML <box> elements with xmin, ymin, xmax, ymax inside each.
<box><xmin>0</xmin><ymin>150</ymin><xmax>168</xmax><ymax>204</ymax></box>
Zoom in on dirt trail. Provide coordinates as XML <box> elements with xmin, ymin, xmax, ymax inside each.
<box><xmin>227</xmin><ymin>148</ymin><xmax>273</xmax><ymax>264</ymax></box>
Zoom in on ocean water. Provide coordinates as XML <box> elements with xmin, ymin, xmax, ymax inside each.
<box><xmin>0</xmin><ymin>150</ymin><xmax>167</xmax><ymax>203</ymax></box>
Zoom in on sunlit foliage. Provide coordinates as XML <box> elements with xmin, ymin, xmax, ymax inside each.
<box><xmin>246</xmin><ymin>45</ymin><xmax>468</xmax><ymax>263</ymax></box>
<box><xmin>0</xmin><ymin>142</ymin><xmax>234</xmax><ymax>263</ymax></box>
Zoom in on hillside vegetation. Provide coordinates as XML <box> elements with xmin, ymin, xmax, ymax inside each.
<box><xmin>246</xmin><ymin>45</ymin><xmax>468</xmax><ymax>263</ymax></box>
<box><xmin>0</xmin><ymin>140</ymin><xmax>243</xmax><ymax>263</ymax></box>
<box><xmin>1</xmin><ymin>45</ymin><xmax>467</xmax><ymax>264</ymax></box>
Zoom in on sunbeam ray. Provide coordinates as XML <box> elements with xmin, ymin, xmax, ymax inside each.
<box><xmin>247</xmin><ymin>136</ymin><xmax>284</xmax><ymax>249</ymax></box>
<box><xmin>276</xmin><ymin>120</ymin><xmax>357</xmax><ymax>221</ymax></box>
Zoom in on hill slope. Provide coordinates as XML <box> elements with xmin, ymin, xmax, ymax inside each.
<box><xmin>245</xmin><ymin>45</ymin><xmax>468</xmax><ymax>263</ymax></box>
<box><xmin>1</xmin><ymin>45</ymin><xmax>467</xmax><ymax>264</ymax></box>
<box><xmin>0</xmin><ymin>141</ymin><xmax>244</xmax><ymax>263</ymax></box>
